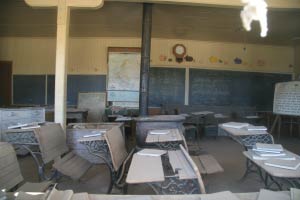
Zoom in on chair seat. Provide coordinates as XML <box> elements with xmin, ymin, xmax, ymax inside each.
<box><xmin>192</xmin><ymin>154</ymin><xmax>224</xmax><ymax>175</ymax></box>
<box><xmin>17</xmin><ymin>181</ymin><xmax>52</xmax><ymax>192</ymax></box>
<box><xmin>53</xmin><ymin>152</ymin><xmax>92</xmax><ymax>180</ymax></box>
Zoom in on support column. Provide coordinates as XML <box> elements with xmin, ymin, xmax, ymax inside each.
<box><xmin>54</xmin><ymin>0</ymin><xmax>70</xmax><ymax>129</ymax></box>
<box><xmin>139</xmin><ymin>3</ymin><xmax>152</xmax><ymax>116</ymax></box>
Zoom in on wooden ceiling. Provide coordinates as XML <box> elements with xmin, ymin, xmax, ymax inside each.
<box><xmin>0</xmin><ymin>0</ymin><xmax>299</xmax><ymax>45</ymax></box>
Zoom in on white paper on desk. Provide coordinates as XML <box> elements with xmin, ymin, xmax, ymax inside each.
<box><xmin>222</xmin><ymin>122</ymin><xmax>249</xmax><ymax>129</ymax></box>
<box><xmin>149</xmin><ymin>130</ymin><xmax>170</xmax><ymax>135</ymax></box>
<box><xmin>137</xmin><ymin>149</ymin><xmax>167</xmax><ymax>157</ymax></box>
<box><xmin>83</xmin><ymin>133</ymin><xmax>103</xmax><ymax>138</ymax></box>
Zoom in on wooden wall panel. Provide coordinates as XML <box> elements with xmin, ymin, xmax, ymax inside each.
<box><xmin>0</xmin><ymin>37</ymin><xmax>294</xmax><ymax>75</ymax></box>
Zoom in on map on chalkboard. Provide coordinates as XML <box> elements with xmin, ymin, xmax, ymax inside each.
<box><xmin>107</xmin><ymin>51</ymin><xmax>141</xmax><ymax>107</ymax></box>
<box><xmin>273</xmin><ymin>81</ymin><xmax>300</xmax><ymax>116</ymax></box>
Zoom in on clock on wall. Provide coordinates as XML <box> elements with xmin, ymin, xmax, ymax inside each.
<box><xmin>172</xmin><ymin>44</ymin><xmax>186</xmax><ymax>63</ymax></box>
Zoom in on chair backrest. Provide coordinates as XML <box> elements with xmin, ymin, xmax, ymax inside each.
<box><xmin>104</xmin><ymin>126</ymin><xmax>128</xmax><ymax>171</ymax></box>
<box><xmin>180</xmin><ymin>144</ymin><xmax>206</xmax><ymax>194</ymax></box>
<box><xmin>0</xmin><ymin>142</ymin><xmax>24</xmax><ymax>191</ymax></box>
<box><xmin>34</xmin><ymin>123</ymin><xmax>69</xmax><ymax>164</ymax></box>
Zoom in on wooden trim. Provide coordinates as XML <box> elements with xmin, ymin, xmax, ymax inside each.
<box><xmin>108</xmin><ymin>47</ymin><xmax>141</xmax><ymax>53</ymax></box>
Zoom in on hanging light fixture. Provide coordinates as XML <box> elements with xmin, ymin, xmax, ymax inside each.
<box><xmin>240</xmin><ymin>0</ymin><xmax>268</xmax><ymax>37</ymax></box>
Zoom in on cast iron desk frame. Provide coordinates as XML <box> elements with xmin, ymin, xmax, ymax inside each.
<box><xmin>78</xmin><ymin>136</ymin><xmax>133</xmax><ymax>194</ymax></box>
<box><xmin>126</xmin><ymin>152</ymin><xmax>202</xmax><ymax>195</ymax></box>
<box><xmin>218</xmin><ymin>124</ymin><xmax>275</xmax><ymax>186</ymax></box>
<box><xmin>243</xmin><ymin>151</ymin><xmax>300</xmax><ymax>190</ymax></box>
<box><xmin>2</xmin><ymin>129</ymin><xmax>58</xmax><ymax>181</ymax></box>
<box><xmin>145</xmin><ymin>129</ymin><xmax>187</xmax><ymax>151</ymax></box>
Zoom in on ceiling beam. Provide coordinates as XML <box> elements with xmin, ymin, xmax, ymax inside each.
<box><xmin>105</xmin><ymin>0</ymin><xmax>300</xmax><ymax>9</ymax></box>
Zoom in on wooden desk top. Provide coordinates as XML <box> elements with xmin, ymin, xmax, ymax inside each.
<box><xmin>191</xmin><ymin>111</ymin><xmax>214</xmax><ymax>116</ymax></box>
<box><xmin>244</xmin><ymin>151</ymin><xmax>300</xmax><ymax>178</ymax></box>
<box><xmin>219</xmin><ymin>124</ymin><xmax>269</xmax><ymax>137</ymax></box>
<box><xmin>77</xmin><ymin>133</ymin><xmax>106</xmax><ymax>142</ymax></box>
<box><xmin>126</xmin><ymin>153</ymin><xmax>165</xmax><ymax>184</ymax></box>
<box><xmin>145</xmin><ymin>129</ymin><xmax>183</xmax><ymax>144</ymax></box>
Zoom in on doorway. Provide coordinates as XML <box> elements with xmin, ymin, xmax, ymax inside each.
<box><xmin>0</xmin><ymin>61</ymin><xmax>12</xmax><ymax>107</ymax></box>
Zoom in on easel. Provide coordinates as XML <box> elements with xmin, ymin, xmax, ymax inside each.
<box><xmin>270</xmin><ymin>114</ymin><xmax>300</xmax><ymax>139</ymax></box>
<box><xmin>270</xmin><ymin>114</ymin><xmax>282</xmax><ymax>139</ymax></box>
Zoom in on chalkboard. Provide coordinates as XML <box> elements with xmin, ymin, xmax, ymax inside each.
<box><xmin>47</xmin><ymin>75</ymin><xmax>106</xmax><ymax>106</ymax></box>
<box><xmin>47</xmin><ymin>75</ymin><xmax>55</xmax><ymax>105</ymax></box>
<box><xmin>149</xmin><ymin>67</ymin><xmax>185</xmax><ymax>106</ymax></box>
<box><xmin>13</xmin><ymin>75</ymin><xmax>46</xmax><ymax>105</ymax></box>
<box><xmin>273</xmin><ymin>81</ymin><xmax>300</xmax><ymax>116</ymax></box>
<box><xmin>189</xmin><ymin>69</ymin><xmax>291</xmax><ymax>109</ymax></box>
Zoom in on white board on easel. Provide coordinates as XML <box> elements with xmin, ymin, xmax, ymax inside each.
<box><xmin>273</xmin><ymin>81</ymin><xmax>300</xmax><ymax>116</ymax></box>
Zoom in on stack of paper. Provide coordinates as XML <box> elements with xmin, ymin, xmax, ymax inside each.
<box><xmin>291</xmin><ymin>188</ymin><xmax>300</xmax><ymax>200</ymax></box>
<box><xmin>250</xmin><ymin>150</ymin><xmax>296</xmax><ymax>161</ymax></box>
<box><xmin>252</xmin><ymin>143</ymin><xmax>299</xmax><ymax>165</ymax></box>
<box><xmin>222</xmin><ymin>122</ymin><xmax>249</xmax><ymax>129</ymax></box>
<box><xmin>255</xmin><ymin>143</ymin><xmax>283</xmax><ymax>152</ymax></box>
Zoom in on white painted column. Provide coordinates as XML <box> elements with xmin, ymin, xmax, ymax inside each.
<box><xmin>54</xmin><ymin>0</ymin><xmax>70</xmax><ymax>129</ymax></box>
<box><xmin>184</xmin><ymin>67</ymin><xmax>189</xmax><ymax>105</ymax></box>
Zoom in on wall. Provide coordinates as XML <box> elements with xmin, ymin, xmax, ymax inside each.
<box><xmin>294</xmin><ymin>43</ymin><xmax>300</xmax><ymax>79</ymax></box>
<box><xmin>0</xmin><ymin>37</ymin><xmax>294</xmax><ymax>75</ymax></box>
<box><xmin>0</xmin><ymin>36</ymin><xmax>294</xmax><ymax>107</ymax></box>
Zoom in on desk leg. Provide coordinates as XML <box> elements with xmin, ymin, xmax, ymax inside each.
<box><xmin>148</xmin><ymin>177</ymin><xmax>200</xmax><ymax>194</ymax></box>
<box><xmin>240</xmin><ymin>159</ymin><xmax>264</xmax><ymax>183</ymax></box>
<box><xmin>83</xmin><ymin>142</ymin><xmax>115</xmax><ymax>194</ymax></box>
<box><xmin>264</xmin><ymin>173</ymin><xmax>282</xmax><ymax>190</ymax></box>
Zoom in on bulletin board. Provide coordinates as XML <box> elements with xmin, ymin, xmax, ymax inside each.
<box><xmin>273</xmin><ymin>81</ymin><xmax>300</xmax><ymax>116</ymax></box>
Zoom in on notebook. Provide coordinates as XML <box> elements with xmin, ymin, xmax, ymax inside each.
<box><xmin>222</xmin><ymin>122</ymin><xmax>249</xmax><ymax>129</ymax></box>
<box><xmin>264</xmin><ymin>159</ymin><xmax>300</xmax><ymax>170</ymax></box>
<box><xmin>257</xmin><ymin>189</ymin><xmax>290</xmax><ymax>200</ymax></box>
<box><xmin>255</xmin><ymin>143</ymin><xmax>283</xmax><ymax>152</ymax></box>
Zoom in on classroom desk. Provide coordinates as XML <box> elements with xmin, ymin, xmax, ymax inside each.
<box><xmin>126</xmin><ymin>145</ymin><xmax>205</xmax><ymax>195</ymax></box>
<box><xmin>5</xmin><ymin>191</ymin><xmax>291</xmax><ymax>200</ymax></box>
<box><xmin>46</xmin><ymin>108</ymin><xmax>88</xmax><ymax>123</ymax></box>
<box><xmin>78</xmin><ymin>134</ymin><xmax>115</xmax><ymax>193</ymax></box>
<box><xmin>243</xmin><ymin>150</ymin><xmax>300</xmax><ymax>190</ymax></box>
<box><xmin>145</xmin><ymin>129</ymin><xmax>187</xmax><ymax>150</ymax></box>
<box><xmin>218</xmin><ymin>123</ymin><xmax>274</xmax><ymax>149</ymax></box>
<box><xmin>2</xmin><ymin>125</ymin><xmax>58</xmax><ymax>181</ymax></box>
<box><xmin>191</xmin><ymin>111</ymin><xmax>214</xmax><ymax>138</ymax></box>
<box><xmin>218</xmin><ymin>123</ymin><xmax>275</xmax><ymax>182</ymax></box>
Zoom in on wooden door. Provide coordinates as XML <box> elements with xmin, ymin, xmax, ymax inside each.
<box><xmin>0</xmin><ymin>61</ymin><xmax>12</xmax><ymax>106</ymax></box>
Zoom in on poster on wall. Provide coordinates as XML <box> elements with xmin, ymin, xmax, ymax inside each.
<box><xmin>273</xmin><ymin>81</ymin><xmax>300</xmax><ymax>116</ymax></box>
<box><xmin>107</xmin><ymin>50</ymin><xmax>141</xmax><ymax>107</ymax></box>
